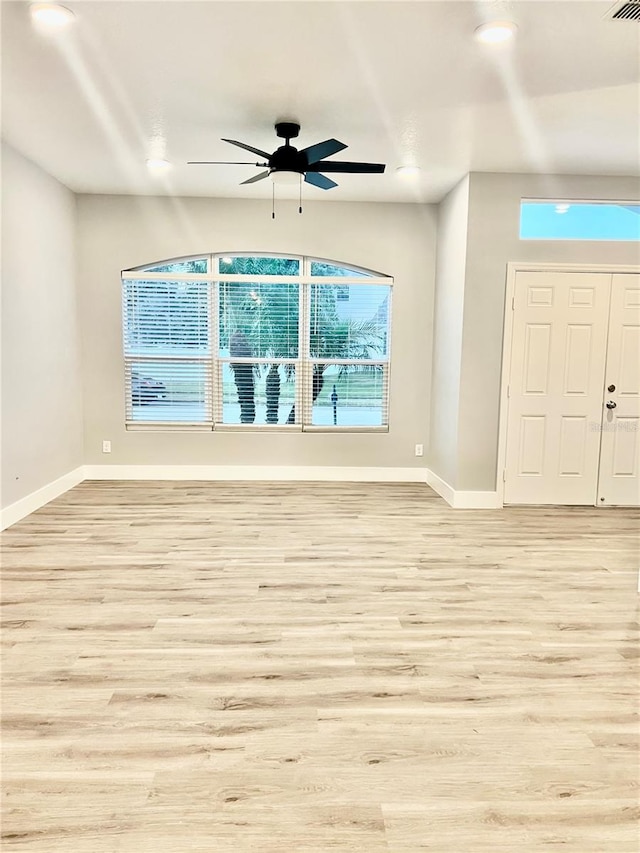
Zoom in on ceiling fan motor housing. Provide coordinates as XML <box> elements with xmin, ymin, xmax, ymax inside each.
<box><xmin>271</xmin><ymin>123</ymin><xmax>305</xmax><ymax>176</ymax></box>
<box><xmin>270</xmin><ymin>144</ymin><xmax>307</xmax><ymax>175</ymax></box>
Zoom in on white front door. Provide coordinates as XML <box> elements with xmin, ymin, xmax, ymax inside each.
<box><xmin>597</xmin><ymin>274</ymin><xmax>640</xmax><ymax>506</ymax></box>
<box><xmin>504</xmin><ymin>271</ymin><xmax>611</xmax><ymax>505</ymax></box>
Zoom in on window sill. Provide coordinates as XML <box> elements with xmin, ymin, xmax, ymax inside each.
<box><xmin>125</xmin><ymin>423</ymin><xmax>389</xmax><ymax>433</ymax></box>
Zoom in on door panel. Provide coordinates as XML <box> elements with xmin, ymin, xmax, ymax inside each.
<box><xmin>618</xmin><ymin>326</ymin><xmax>639</xmax><ymax>390</ymax></box>
<box><xmin>504</xmin><ymin>271</ymin><xmax>610</xmax><ymax>504</ymax></box>
<box><xmin>518</xmin><ymin>416</ymin><xmax>546</xmax><ymax>475</ymax></box>
<box><xmin>563</xmin><ymin>325</ymin><xmax>592</xmax><ymax>394</ymax></box>
<box><xmin>612</xmin><ymin>421</ymin><xmax>638</xmax><ymax>475</ymax></box>
<box><xmin>597</xmin><ymin>274</ymin><xmax>640</xmax><ymax>506</ymax></box>
<box><xmin>558</xmin><ymin>416</ymin><xmax>588</xmax><ymax>476</ymax></box>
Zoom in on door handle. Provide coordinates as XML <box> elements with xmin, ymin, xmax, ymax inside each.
<box><xmin>605</xmin><ymin>400</ymin><xmax>617</xmax><ymax>410</ymax></box>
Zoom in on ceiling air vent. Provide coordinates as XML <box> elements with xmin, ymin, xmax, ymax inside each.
<box><xmin>605</xmin><ymin>0</ymin><xmax>640</xmax><ymax>20</ymax></box>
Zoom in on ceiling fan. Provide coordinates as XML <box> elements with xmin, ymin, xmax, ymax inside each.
<box><xmin>188</xmin><ymin>121</ymin><xmax>386</xmax><ymax>191</ymax></box>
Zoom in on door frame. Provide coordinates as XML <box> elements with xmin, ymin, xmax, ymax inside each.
<box><xmin>497</xmin><ymin>262</ymin><xmax>640</xmax><ymax>506</ymax></box>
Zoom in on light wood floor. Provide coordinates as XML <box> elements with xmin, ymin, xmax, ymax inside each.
<box><xmin>2</xmin><ymin>481</ymin><xmax>639</xmax><ymax>852</ymax></box>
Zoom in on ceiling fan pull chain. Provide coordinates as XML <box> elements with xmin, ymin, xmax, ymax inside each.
<box><xmin>299</xmin><ymin>173</ymin><xmax>303</xmax><ymax>215</ymax></box>
<box><xmin>272</xmin><ymin>182</ymin><xmax>275</xmax><ymax>220</ymax></box>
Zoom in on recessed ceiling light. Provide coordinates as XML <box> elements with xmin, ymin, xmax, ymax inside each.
<box><xmin>146</xmin><ymin>158</ymin><xmax>172</xmax><ymax>172</ymax></box>
<box><xmin>474</xmin><ymin>21</ymin><xmax>517</xmax><ymax>44</ymax></box>
<box><xmin>555</xmin><ymin>203</ymin><xmax>570</xmax><ymax>214</ymax></box>
<box><xmin>396</xmin><ymin>166</ymin><xmax>421</xmax><ymax>180</ymax></box>
<box><xmin>30</xmin><ymin>3</ymin><xmax>76</xmax><ymax>29</ymax></box>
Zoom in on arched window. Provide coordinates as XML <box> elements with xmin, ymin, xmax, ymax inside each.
<box><xmin>122</xmin><ymin>254</ymin><xmax>392</xmax><ymax>431</ymax></box>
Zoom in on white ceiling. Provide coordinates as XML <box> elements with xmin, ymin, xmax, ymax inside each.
<box><xmin>2</xmin><ymin>0</ymin><xmax>639</xmax><ymax>203</ymax></box>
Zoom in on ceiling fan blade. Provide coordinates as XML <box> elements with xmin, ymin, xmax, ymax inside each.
<box><xmin>300</xmin><ymin>138</ymin><xmax>347</xmax><ymax>164</ymax></box>
<box><xmin>240</xmin><ymin>170</ymin><xmax>271</xmax><ymax>185</ymax></box>
<box><xmin>307</xmin><ymin>161</ymin><xmax>386</xmax><ymax>174</ymax></box>
<box><xmin>304</xmin><ymin>172</ymin><xmax>338</xmax><ymax>191</ymax></box>
<box><xmin>222</xmin><ymin>138</ymin><xmax>271</xmax><ymax>159</ymax></box>
<box><xmin>187</xmin><ymin>160</ymin><xmax>269</xmax><ymax>166</ymax></box>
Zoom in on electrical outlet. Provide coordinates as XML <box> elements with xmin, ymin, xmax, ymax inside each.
<box><xmin>415</xmin><ymin>443</ymin><xmax>424</xmax><ymax>457</ymax></box>
<box><xmin>102</xmin><ymin>440</ymin><xmax>111</xmax><ymax>453</ymax></box>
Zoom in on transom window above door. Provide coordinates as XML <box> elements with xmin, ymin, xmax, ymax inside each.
<box><xmin>121</xmin><ymin>254</ymin><xmax>393</xmax><ymax>431</ymax></box>
<box><xmin>520</xmin><ymin>200</ymin><xmax>640</xmax><ymax>241</ymax></box>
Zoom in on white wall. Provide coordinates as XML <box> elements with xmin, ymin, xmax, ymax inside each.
<box><xmin>5</xmin><ymin>159</ymin><xmax>634</xmax><ymax>499</ymax></box>
<box><xmin>1</xmin><ymin>142</ymin><xmax>83</xmax><ymax>508</ymax></box>
<box><xmin>429</xmin><ymin>175</ymin><xmax>469</xmax><ymax>489</ymax></box>
<box><xmin>457</xmin><ymin>172</ymin><xmax>640</xmax><ymax>491</ymax></box>
<box><xmin>76</xmin><ymin>194</ymin><xmax>436</xmax><ymax>469</ymax></box>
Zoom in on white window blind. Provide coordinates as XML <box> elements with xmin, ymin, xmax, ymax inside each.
<box><xmin>218</xmin><ymin>280</ymin><xmax>300</xmax><ymax>425</ymax></box>
<box><xmin>121</xmin><ymin>256</ymin><xmax>392</xmax><ymax>431</ymax></box>
<box><xmin>123</xmin><ymin>279</ymin><xmax>212</xmax><ymax>423</ymax></box>
<box><xmin>307</xmin><ymin>282</ymin><xmax>390</xmax><ymax>429</ymax></box>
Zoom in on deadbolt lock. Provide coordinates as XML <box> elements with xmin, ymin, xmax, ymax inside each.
<box><xmin>607</xmin><ymin>384</ymin><xmax>616</xmax><ymax>393</ymax></box>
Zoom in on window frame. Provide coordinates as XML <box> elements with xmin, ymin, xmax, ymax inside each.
<box><xmin>121</xmin><ymin>253</ymin><xmax>393</xmax><ymax>433</ymax></box>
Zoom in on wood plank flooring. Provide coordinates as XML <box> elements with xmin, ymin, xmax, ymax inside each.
<box><xmin>1</xmin><ymin>481</ymin><xmax>639</xmax><ymax>852</ymax></box>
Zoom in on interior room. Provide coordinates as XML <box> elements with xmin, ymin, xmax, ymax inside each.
<box><xmin>1</xmin><ymin>1</ymin><xmax>639</xmax><ymax>850</ymax></box>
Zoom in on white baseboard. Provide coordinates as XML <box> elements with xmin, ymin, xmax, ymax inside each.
<box><xmin>425</xmin><ymin>469</ymin><xmax>456</xmax><ymax>506</ymax></box>
<box><xmin>452</xmin><ymin>491</ymin><xmax>502</xmax><ymax>509</ymax></box>
<box><xmin>83</xmin><ymin>464</ymin><xmax>430</xmax><ymax>483</ymax></box>
<box><xmin>425</xmin><ymin>469</ymin><xmax>502</xmax><ymax>509</ymax></box>
<box><xmin>1</xmin><ymin>465</ymin><xmax>503</xmax><ymax>531</ymax></box>
<box><xmin>1</xmin><ymin>466</ymin><xmax>85</xmax><ymax>531</ymax></box>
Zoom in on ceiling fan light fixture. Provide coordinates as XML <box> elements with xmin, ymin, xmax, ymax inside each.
<box><xmin>270</xmin><ymin>170</ymin><xmax>302</xmax><ymax>185</ymax></box>
<box><xmin>30</xmin><ymin>3</ymin><xmax>76</xmax><ymax>29</ymax></box>
<box><xmin>474</xmin><ymin>21</ymin><xmax>518</xmax><ymax>44</ymax></box>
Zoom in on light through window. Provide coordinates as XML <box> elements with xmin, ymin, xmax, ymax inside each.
<box><xmin>122</xmin><ymin>255</ymin><xmax>392</xmax><ymax>431</ymax></box>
